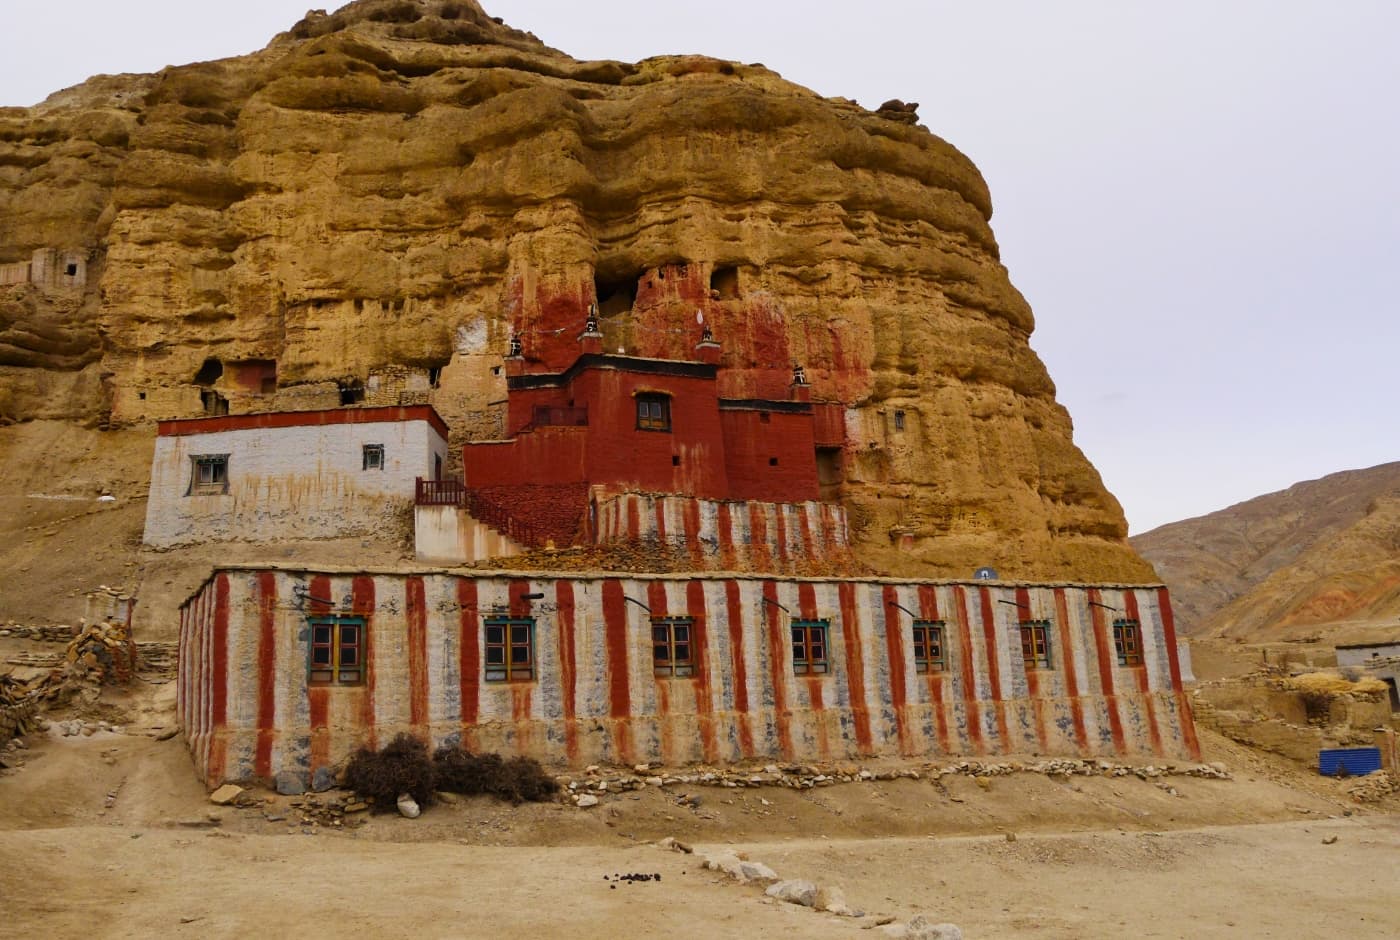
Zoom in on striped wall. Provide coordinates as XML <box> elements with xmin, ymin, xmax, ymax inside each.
<box><xmin>594</xmin><ymin>492</ymin><xmax>850</xmax><ymax>571</ymax></box>
<box><xmin>179</xmin><ymin>568</ymin><xmax>1200</xmax><ymax>788</ymax></box>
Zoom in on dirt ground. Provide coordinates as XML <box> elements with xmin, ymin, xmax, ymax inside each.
<box><xmin>2</xmin><ymin>662</ymin><xmax>1398</xmax><ymax>938</ymax></box>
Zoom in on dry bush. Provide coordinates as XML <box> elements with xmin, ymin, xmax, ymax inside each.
<box><xmin>432</xmin><ymin>744</ymin><xmax>559</xmax><ymax>804</ymax></box>
<box><xmin>345</xmin><ymin>733</ymin><xmax>436</xmax><ymax>810</ymax></box>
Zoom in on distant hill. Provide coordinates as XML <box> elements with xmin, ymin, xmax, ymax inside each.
<box><xmin>1131</xmin><ymin>463</ymin><xmax>1400</xmax><ymax>639</ymax></box>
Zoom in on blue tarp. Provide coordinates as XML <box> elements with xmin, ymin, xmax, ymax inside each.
<box><xmin>1318</xmin><ymin>747</ymin><xmax>1382</xmax><ymax>777</ymax></box>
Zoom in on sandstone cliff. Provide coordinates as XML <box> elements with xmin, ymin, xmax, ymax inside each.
<box><xmin>0</xmin><ymin>0</ymin><xmax>1153</xmax><ymax>587</ymax></box>
<box><xmin>1133</xmin><ymin>462</ymin><xmax>1400</xmax><ymax>638</ymax></box>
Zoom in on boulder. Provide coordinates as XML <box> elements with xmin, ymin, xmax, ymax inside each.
<box><xmin>208</xmin><ymin>784</ymin><xmax>243</xmax><ymax>805</ymax></box>
<box><xmin>765</xmin><ymin>879</ymin><xmax>818</xmax><ymax>907</ymax></box>
<box><xmin>396</xmin><ymin>793</ymin><xmax>421</xmax><ymax>818</ymax></box>
<box><xmin>275</xmin><ymin>771</ymin><xmax>306</xmax><ymax>796</ymax></box>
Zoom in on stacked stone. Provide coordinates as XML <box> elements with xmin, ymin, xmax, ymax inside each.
<box><xmin>0</xmin><ymin>623</ymin><xmax>82</xmax><ymax>642</ymax></box>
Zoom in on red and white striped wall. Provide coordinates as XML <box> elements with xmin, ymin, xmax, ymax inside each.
<box><xmin>179</xmin><ymin>567</ymin><xmax>1200</xmax><ymax>789</ymax></box>
<box><xmin>593</xmin><ymin>492</ymin><xmax>850</xmax><ymax>571</ymax></box>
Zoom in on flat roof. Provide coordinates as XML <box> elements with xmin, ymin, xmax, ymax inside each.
<box><xmin>179</xmin><ymin>562</ymin><xmax>1166</xmax><ymax>610</ymax></box>
<box><xmin>157</xmin><ymin>405</ymin><xmax>450</xmax><ymax>440</ymax></box>
<box><xmin>1336</xmin><ymin>640</ymin><xmax>1400</xmax><ymax>650</ymax></box>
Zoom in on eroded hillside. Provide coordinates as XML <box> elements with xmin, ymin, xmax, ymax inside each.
<box><xmin>1133</xmin><ymin>462</ymin><xmax>1400</xmax><ymax>638</ymax></box>
<box><xmin>0</xmin><ymin>0</ymin><xmax>1152</xmax><ymax>588</ymax></box>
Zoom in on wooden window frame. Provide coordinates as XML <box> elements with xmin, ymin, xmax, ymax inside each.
<box><xmin>484</xmin><ymin>616</ymin><xmax>535</xmax><ymax>682</ymax></box>
<box><xmin>1019</xmin><ymin>619</ymin><xmax>1053</xmax><ymax>670</ymax></box>
<box><xmin>636</xmin><ymin>393</ymin><xmax>672</xmax><ymax>432</ymax></box>
<box><xmin>791</xmin><ymin>619</ymin><xmax>830</xmax><ymax>676</ymax></box>
<box><xmin>651</xmin><ymin>616</ymin><xmax>695</xmax><ymax>678</ymax></box>
<box><xmin>1113</xmin><ymin>618</ymin><xmax>1144</xmax><ymax>666</ymax></box>
<box><xmin>307</xmin><ymin>616</ymin><xmax>365</xmax><ymax>686</ymax></box>
<box><xmin>912</xmin><ymin>619</ymin><xmax>946</xmax><ymax>673</ymax></box>
<box><xmin>188</xmin><ymin>454</ymin><xmax>229</xmax><ymax>495</ymax></box>
<box><xmin>362</xmin><ymin>443</ymin><xmax>384</xmax><ymax>471</ymax></box>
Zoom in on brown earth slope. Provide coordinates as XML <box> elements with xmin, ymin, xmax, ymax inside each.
<box><xmin>1132</xmin><ymin>462</ymin><xmax>1400</xmax><ymax>638</ymax></box>
<box><xmin>0</xmin><ymin>0</ymin><xmax>1153</xmax><ymax>617</ymax></box>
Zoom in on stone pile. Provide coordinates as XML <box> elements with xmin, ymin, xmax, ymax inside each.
<box><xmin>0</xmin><ymin>677</ymin><xmax>41</xmax><ymax>742</ymax></box>
<box><xmin>1346</xmin><ymin>770</ymin><xmax>1398</xmax><ymax>803</ymax></box>
<box><xmin>557</xmin><ymin>757</ymin><xmax>1230</xmax><ymax>802</ymax></box>
<box><xmin>0</xmin><ymin>623</ymin><xmax>80</xmax><ymax>642</ymax></box>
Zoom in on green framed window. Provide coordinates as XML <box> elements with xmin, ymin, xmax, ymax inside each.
<box><xmin>308</xmin><ymin>616</ymin><xmax>365</xmax><ymax>686</ymax></box>
<box><xmin>912</xmin><ymin>619</ymin><xmax>946</xmax><ymax>673</ymax></box>
<box><xmin>484</xmin><ymin>617</ymin><xmax>535</xmax><ymax>682</ymax></box>
<box><xmin>791</xmin><ymin>619</ymin><xmax>830</xmax><ymax>675</ymax></box>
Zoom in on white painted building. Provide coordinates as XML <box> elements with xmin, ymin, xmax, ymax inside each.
<box><xmin>143</xmin><ymin>406</ymin><xmax>450</xmax><ymax>548</ymax></box>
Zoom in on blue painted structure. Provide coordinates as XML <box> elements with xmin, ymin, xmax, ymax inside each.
<box><xmin>1318</xmin><ymin>747</ymin><xmax>1382</xmax><ymax>777</ymax></box>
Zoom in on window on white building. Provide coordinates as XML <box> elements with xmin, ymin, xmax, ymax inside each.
<box><xmin>362</xmin><ymin>444</ymin><xmax>385</xmax><ymax>471</ymax></box>
<box><xmin>188</xmin><ymin>455</ymin><xmax>229</xmax><ymax>495</ymax></box>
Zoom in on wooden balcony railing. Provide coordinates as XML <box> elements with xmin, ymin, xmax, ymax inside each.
<box><xmin>415</xmin><ymin>477</ymin><xmax>466</xmax><ymax>507</ymax></box>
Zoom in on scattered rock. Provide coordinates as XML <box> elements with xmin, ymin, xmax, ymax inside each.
<box><xmin>209</xmin><ymin>784</ymin><xmax>243</xmax><ymax>806</ymax></box>
<box><xmin>815</xmin><ymin>885</ymin><xmax>856</xmax><ymax>916</ymax></box>
<box><xmin>766</xmin><ymin>879</ymin><xmax>819</xmax><ymax>907</ymax></box>
<box><xmin>576</xmin><ymin>794</ymin><xmax>600</xmax><ymax>808</ymax></box>
<box><xmin>881</xmin><ymin>916</ymin><xmax>963</xmax><ymax>939</ymax></box>
<box><xmin>1322</xmin><ymin>835</ymin><xmax>1338</xmax><ymax>845</ymax></box>
<box><xmin>311</xmin><ymin>767</ymin><xmax>337</xmax><ymax>793</ymax></box>
<box><xmin>154</xmin><ymin>727</ymin><xmax>180</xmax><ymax>742</ymax></box>
<box><xmin>275</xmin><ymin>771</ymin><xmax>306</xmax><ymax>796</ymax></box>
<box><xmin>396</xmin><ymin>793</ymin><xmax>421</xmax><ymax>819</ymax></box>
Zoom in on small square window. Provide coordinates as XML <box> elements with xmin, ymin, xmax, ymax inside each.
<box><xmin>671</xmin><ymin>455</ymin><xmax>681</xmax><ymax>467</ymax></box>
<box><xmin>792</xmin><ymin>620</ymin><xmax>830</xmax><ymax>675</ymax></box>
<box><xmin>652</xmin><ymin>617</ymin><xmax>695</xmax><ymax>678</ymax></box>
<box><xmin>636</xmin><ymin>393</ymin><xmax>671</xmax><ymax>432</ymax></box>
<box><xmin>65</xmin><ymin>262</ymin><xmax>78</xmax><ymax>277</ymax></box>
<box><xmin>308</xmin><ymin>616</ymin><xmax>365</xmax><ymax>686</ymax></box>
<box><xmin>188</xmin><ymin>455</ymin><xmax>229</xmax><ymax>495</ymax></box>
<box><xmin>484</xmin><ymin>617</ymin><xmax>534</xmax><ymax>682</ymax></box>
<box><xmin>362</xmin><ymin>444</ymin><xmax>384</xmax><ymax>471</ymax></box>
<box><xmin>912</xmin><ymin>620</ymin><xmax>946</xmax><ymax>673</ymax></box>
<box><xmin>1113</xmin><ymin>618</ymin><xmax>1143</xmax><ymax>666</ymax></box>
<box><xmin>894</xmin><ymin>410</ymin><xmax>906</xmax><ymax>431</ymax></box>
<box><xmin>759</xmin><ymin>411</ymin><xmax>771</xmax><ymax>423</ymax></box>
<box><xmin>768</xmin><ymin>457</ymin><xmax>779</xmax><ymax>467</ymax></box>
<box><xmin>1019</xmin><ymin>619</ymin><xmax>1052</xmax><ymax>670</ymax></box>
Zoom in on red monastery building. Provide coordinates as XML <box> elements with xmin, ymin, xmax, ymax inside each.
<box><xmin>456</xmin><ymin>310</ymin><xmax>839</xmax><ymax>552</ymax></box>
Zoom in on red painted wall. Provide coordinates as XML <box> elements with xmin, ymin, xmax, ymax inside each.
<box><xmin>720</xmin><ymin>408</ymin><xmax>820</xmax><ymax>502</ymax></box>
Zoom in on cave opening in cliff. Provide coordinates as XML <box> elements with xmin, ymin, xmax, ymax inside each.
<box><xmin>711</xmin><ymin>265</ymin><xmax>740</xmax><ymax>300</ymax></box>
<box><xmin>594</xmin><ymin>271</ymin><xmax>637</xmax><ymax>318</ymax></box>
<box><xmin>816</xmin><ymin>447</ymin><xmax>844</xmax><ymax>501</ymax></box>
<box><xmin>193</xmin><ymin>358</ymin><xmax>223</xmax><ymax>386</ymax></box>
<box><xmin>200</xmin><ymin>389</ymin><xmax>228</xmax><ymax>416</ymax></box>
<box><xmin>339</xmin><ymin>381</ymin><xmax>365</xmax><ymax>406</ymax></box>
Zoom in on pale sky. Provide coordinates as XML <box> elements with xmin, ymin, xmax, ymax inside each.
<box><xmin>3</xmin><ymin>1</ymin><xmax>1397</xmax><ymax>534</ymax></box>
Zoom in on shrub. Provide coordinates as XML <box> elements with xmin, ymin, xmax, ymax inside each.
<box><xmin>344</xmin><ymin>733</ymin><xmax>436</xmax><ymax>811</ymax></box>
<box><xmin>432</xmin><ymin>744</ymin><xmax>559</xmax><ymax>804</ymax></box>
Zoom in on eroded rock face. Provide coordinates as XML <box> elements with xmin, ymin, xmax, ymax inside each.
<box><xmin>0</xmin><ymin>0</ymin><xmax>1153</xmax><ymax>582</ymax></box>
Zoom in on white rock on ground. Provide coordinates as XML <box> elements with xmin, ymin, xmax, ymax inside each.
<box><xmin>396</xmin><ymin>793</ymin><xmax>421</xmax><ymax>818</ymax></box>
<box><xmin>700</xmin><ymin>852</ymin><xmax>779</xmax><ymax>885</ymax></box>
<box><xmin>815</xmin><ymin>885</ymin><xmax>858</xmax><ymax>916</ymax></box>
<box><xmin>576</xmin><ymin>794</ymin><xmax>599</xmax><ymax>808</ymax></box>
<box><xmin>208</xmin><ymin>784</ymin><xmax>243</xmax><ymax>806</ymax></box>
<box><xmin>879</xmin><ymin>916</ymin><xmax>963</xmax><ymax>939</ymax></box>
<box><xmin>765</xmin><ymin>879</ymin><xmax>819</xmax><ymax>907</ymax></box>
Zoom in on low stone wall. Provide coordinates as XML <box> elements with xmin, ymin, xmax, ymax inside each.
<box><xmin>0</xmin><ymin>696</ymin><xmax>39</xmax><ymax>741</ymax></box>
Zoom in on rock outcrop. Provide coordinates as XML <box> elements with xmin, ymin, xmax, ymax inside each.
<box><xmin>0</xmin><ymin>0</ymin><xmax>1152</xmax><ymax>582</ymax></box>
